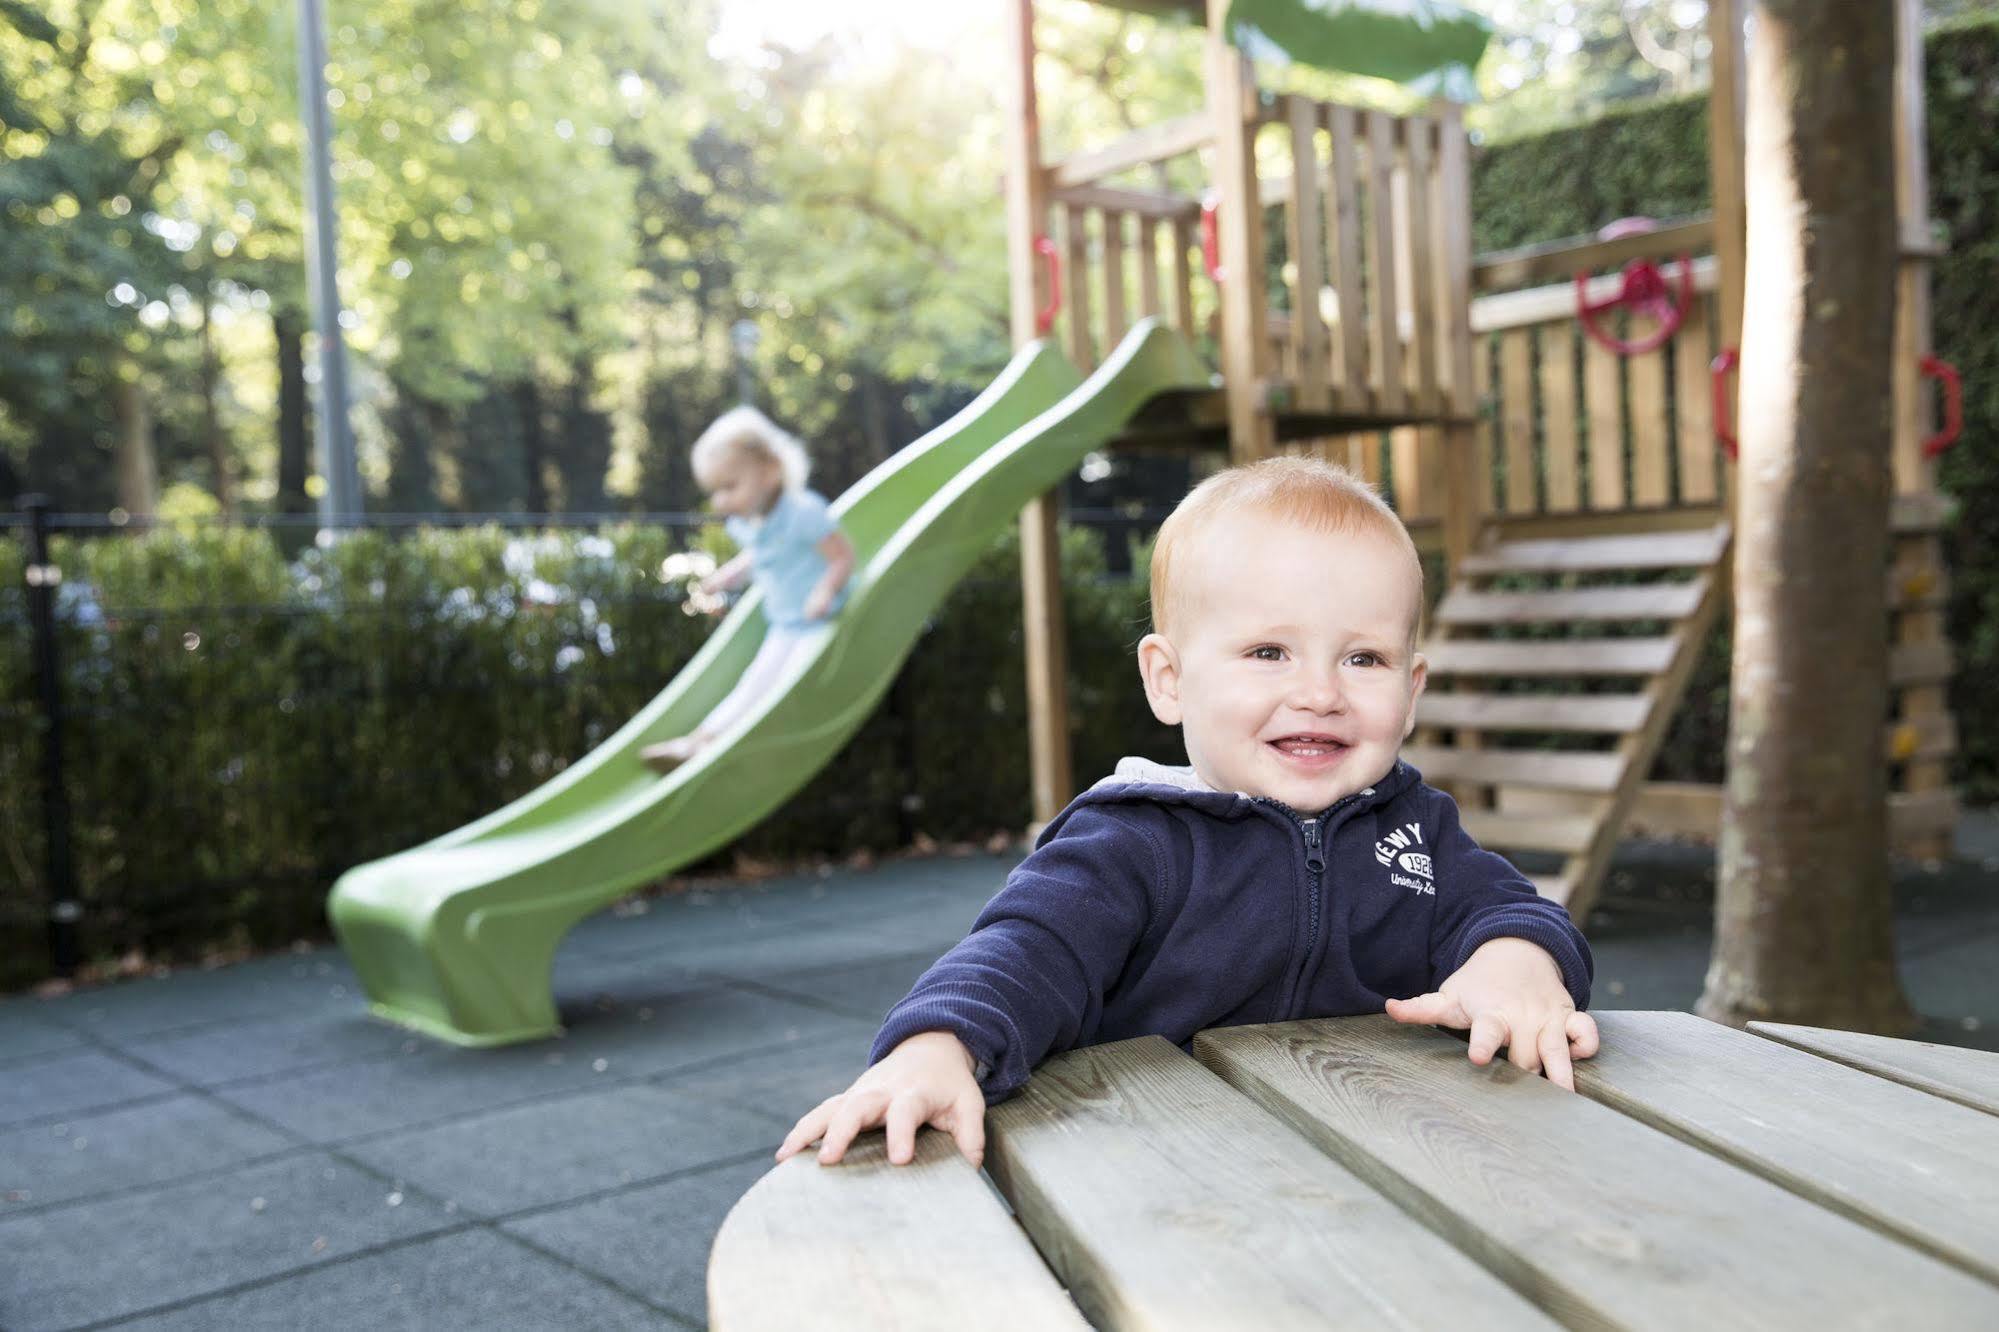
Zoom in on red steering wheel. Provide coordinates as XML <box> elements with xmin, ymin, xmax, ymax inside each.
<box><xmin>1574</xmin><ymin>218</ymin><xmax>1694</xmax><ymax>357</ymax></box>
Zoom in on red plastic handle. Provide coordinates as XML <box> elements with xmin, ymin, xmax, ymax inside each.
<box><xmin>1576</xmin><ymin>256</ymin><xmax>1695</xmax><ymax>357</ymax></box>
<box><xmin>1712</xmin><ymin>346</ymin><xmax>1739</xmax><ymax>460</ymax></box>
<box><xmin>1033</xmin><ymin>234</ymin><xmax>1062</xmax><ymax>336</ymax></box>
<box><xmin>1921</xmin><ymin>354</ymin><xmax>1962</xmax><ymax>458</ymax></box>
<box><xmin>1200</xmin><ymin>196</ymin><xmax>1223</xmax><ymax>283</ymax></box>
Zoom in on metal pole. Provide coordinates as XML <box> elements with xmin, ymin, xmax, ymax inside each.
<box><xmin>296</xmin><ymin>0</ymin><xmax>361</xmax><ymax>528</ymax></box>
<box><xmin>19</xmin><ymin>496</ymin><xmax>79</xmax><ymax>978</ymax></box>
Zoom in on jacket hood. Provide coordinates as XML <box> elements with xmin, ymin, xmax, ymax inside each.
<box><xmin>1070</xmin><ymin>755</ymin><xmax>1423</xmax><ymax>822</ymax></box>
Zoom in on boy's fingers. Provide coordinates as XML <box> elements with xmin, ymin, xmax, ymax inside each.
<box><xmin>946</xmin><ymin>1091</ymin><xmax>986</xmax><ymax>1167</ymax></box>
<box><xmin>1567</xmin><ymin>1011</ymin><xmax>1601</xmax><ymax>1058</ymax></box>
<box><xmin>1538</xmin><ymin>1018</ymin><xmax>1575</xmax><ymax>1090</ymax></box>
<box><xmin>1506</xmin><ymin>1017</ymin><xmax>1544</xmax><ymax>1075</ymax></box>
<box><xmin>1386</xmin><ymin>992</ymin><xmax>1468</xmax><ymax>1029</ymax></box>
<box><xmin>883</xmin><ymin>1092</ymin><xmax>924</xmax><ymax>1166</ymax></box>
<box><xmin>816</xmin><ymin>1092</ymin><xmax>883</xmax><ymax>1166</ymax></box>
<box><xmin>1466</xmin><ymin>1011</ymin><xmax>1509</xmax><ymax>1065</ymax></box>
<box><xmin>776</xmin><ymin>1098</ymin><xmax>838</xmax><ymax>1162</ymax></box>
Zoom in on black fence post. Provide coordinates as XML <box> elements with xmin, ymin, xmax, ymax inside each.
<box><xmin>19</xmin><ymin>495</ymin><xmax>79</xmax><ymax>978</ymax></box>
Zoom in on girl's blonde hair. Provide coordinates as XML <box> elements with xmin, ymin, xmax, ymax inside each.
<box><xmin>1149</xmin><ymin>455</ymin><xmax>1422</xmax><ymax>637</ymax></box>
<box><xmin>690</xmin><ymin>406</ymin><xmax>811</xmax><ymax>493</ymax></box>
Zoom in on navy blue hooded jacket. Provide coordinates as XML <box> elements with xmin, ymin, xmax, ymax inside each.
<box><xmin>870</xmin><ymin>756</ymin><xmax>1593</xmax><ymax>1101</ymax></box>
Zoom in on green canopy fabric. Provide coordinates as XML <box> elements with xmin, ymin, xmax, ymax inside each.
<box><xmin>1225</xmin><ymin>0</ymin><xmax>1492</xmax><ymax>100</ymax></box>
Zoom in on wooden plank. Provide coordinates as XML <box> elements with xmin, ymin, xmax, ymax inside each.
<box><xmin>1887</xmin><ymin>711</ymin><xmax>1958</xmax><ymax>763</ymax></box>
<box><xmin>1102</xmin><ymin>209</ymin><xmax>1129</xmax><ymax>346</ymax></box>
<box><xmin>1498</xmin><ymin>329</ymin><xmax>1536</xmax><ymax>514</ymax></box>
<box><xmin>1436</xmin><ymin>579</ymin><xmax>1708</xmax><ymax>625</ymax></box>
<box><xmin>1434</xmin><ymin>101</ymin><xmax>1478</xmax><ymax>422</ymax></box>
<box><xmin>1403</xmin><ymin>115</ymin><xmax>1440</xmax><ymax>412</ymax></box>
<box><xmin>1136</xmin><ymin>216</ymin><xmax>1161</xmax><ymax>319</ymax></box>
<box><xmin>1064</xmin><ymin>203</ymin><xmax>1094</xmax><ymax>367</ymax></box>
<box><xmin>1170</xmin><ymin>215</ymin><xmax>1196</xmax><ymax>339</ymax></box>
<box><xmin>1579</xmin><ymin>1012</ymin><xmax>1999</xmax><ymax>1285</ymax></box>
<box><xmin>1423</xmin><ymin>637</ymin><xmax>1678</xmax><ymax>677</ymax></box>
<box><xmin>1197</xmin><ymin>1017</ymin><xmax>1999</xmax><ymax>1330</ymax></box>
<box><xmin>1402</xmin><ymin>744</ymin><xmax>1627</xmax><ymax>794</ymax></box>
<box><xmin>1206</xmin><ymin>16</ymin><xmax>1273</xmax><ymax>460</ymax></box>
<box><xmin>1674</xmin><ymin>311</ymin><xmax>1719</xmax><ymax>504</ymax></box>
<box><xmin>1047</xmin><ymin>183</ymin><xmax>1199</xmax><ymax>220</ymax></box>
<box><xmin>1583</xmin><ymin>329</ymin><xmax>1625</xmax><ymax>510</ymax></box>
<box><xmin>1326</xmin><ymin>104</ymin><xmax>1368</xmax><ymax>401</ymax></box>
<box><xmin>1457</xmin><ymin>526</ymin><xmax>1730</xmax><ymax>574</ymax></box>
<box><xmin>1892</xmin><ymin>491</ymin><xmax>1955</xmax><ymax>532</ymax></box>
<box><xmin>1460</xmin><ymin>809</ymin><xmax>1598</xmax><ymax>853</ymax></box>
<box><xmin>1471</xmin><ymin>335</ymin><xmax>1498</xmax><ymax>516</ymax></box>
<box><xmin>1472</xmin><ymin>213</ymin><xmax>1716</xmax><ymax>292</ymax></box>
<box><xmin>1527</xmin><ymin>870</ymin><xmax>1576</xmax><ymax>904</ymax></box>
<box><xmin>1416</xmin><ymin>692</ymin><xmax>1651</xmax><ymax>735</ymax></box>
<box><xmin>1003</xmin><ymin>0</ymin><xmax>1050</xmax><ymax>350</ymax></box>
<box><xmin>1048</xmin><ymin>111</ymin><xmax>1213</xmax><ymax>188</ymax></box>
<box><xmin>1365</xmin><ymin>111</ymin><xmax>1405</xmax><ymax>414</ymax></box>
<box><xmin>708</xmin><ymin>1134</ymin><xmax>1087</xmax><ymax>1331</ymax></box>
<box><xmin>987</xmin><ymin>1035</ymin><xmax>1555</xmax><ymax>1331</ymax></box>
<box><xmin>1285</xmin><ymin>97</ymin><xmax>1330</xmax><ymax>413</ymax></box>
<box><xmin>1708</xmin><ymin>0</ymin><xmax>1747</xmax><ymax>364</ymax></box>
<box><xmin>1021</xmin><ymin>490</ymin><xmax>1073</xmax><ymax>824</ymax></box>
<box><xmin>1891</xmin><ymin>639</ymin><xmax>1955</xmax><ymax>686</ymax></box>
<box><xmin>1539</xmin><ymin>322</ymin><xmax>1580</xmax><ymax>512</ymax></box>
<box><xmin>1629</xmin><ymin>347</ymin><xmax>1670</xmax><ymax>506</ymax></box>
<box><xmin>1751</xmin><ymin>1022</ymin><xmax>1999</xmax><ymax>1120</ymax></box>
<box><xmin>1472</xmin><ymin>256</ymin><xmax>1719</xmax><ymax>334</ymax></box>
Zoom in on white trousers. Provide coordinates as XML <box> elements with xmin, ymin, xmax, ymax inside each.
<box><xmin>697</xmin><ymin>624</ymin><xmax>814</xmax><ymax>737</ymax></box>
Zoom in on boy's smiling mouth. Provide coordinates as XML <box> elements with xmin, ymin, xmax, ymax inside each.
<box><xmin>1268</xmin><ymin>733</ymin><xmax>1351</xmax><ymax>763</ymax></box>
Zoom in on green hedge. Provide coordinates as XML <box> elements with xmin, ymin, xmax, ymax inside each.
<box><xmin>1469</xmin><ymin>17</ymin><xmax>1999</xmax><ymax>797</ymax></box>
<box><xmin>0</xmin><ymin>521</ymin><xmax>1171</xmax><ymax>990</ymax></box>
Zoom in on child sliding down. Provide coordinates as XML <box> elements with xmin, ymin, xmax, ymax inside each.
<box><xmin>642</xmin><ymin>407</ymin><xmax>854</xmax><ymax>772</ymax></box>
<box><xmin>781</xmin><ymin>456</ymin><xmax>1597</xmax><ymax>1169</ymax></box>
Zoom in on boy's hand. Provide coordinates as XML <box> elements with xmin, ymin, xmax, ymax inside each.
<box><xmin>1385</xmin><ymin>937</ymin><xmax>1599</xmax><ymax>1090</ymax></box>
<box><xmin>776</xmin><ymin>1030</ymin><xmax>986</xmax><ymax>1167</ymax></box>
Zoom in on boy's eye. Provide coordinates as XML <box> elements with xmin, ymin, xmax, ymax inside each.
<box><xmin>1346</xmin><ymin>651</ymin><xmax>1385</xmax><ymax>668</ymax></box>
<box><xmin>1248</xmin><ymin>645</ymin><xmax>1285</xmax><ymax>662</ymax></box>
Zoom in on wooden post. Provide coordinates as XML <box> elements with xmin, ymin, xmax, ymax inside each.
<box><xmin>1707</xmin><ymin>0</ymin><xmax>1748</xmax><ymax>446</ymax></box>
<box><xmin>1434</xmin><ymin>102</ymin><xmax>1481</xmax><ymax>576</ymax></box>
<box><xmin>1206</xmin><ymin>0</ymin><xmax>1274</xmax><ymax>462</ymax></box>
<box><xmin>1006</xmin><ymin>0</ymin><xmax>1073</xmax><ymax>828</ymax></box>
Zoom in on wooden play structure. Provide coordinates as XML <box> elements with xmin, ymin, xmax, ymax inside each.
<box><xmin>1004</xmin><ymin>0</ymin><xmax>1961</xmax><ymax>918</ymax></box>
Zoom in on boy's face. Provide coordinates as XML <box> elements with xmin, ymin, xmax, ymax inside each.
<box><xmin>700</xmin><ymin>452</ymin><xmax>783</xmax><ymax>518</ymax></box>
<box><xmin>1138</xmin><ymin>514</ymin><xmax>1427</xmax><ymax>813</ymax></box>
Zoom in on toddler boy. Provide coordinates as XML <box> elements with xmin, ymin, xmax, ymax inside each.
<box><xmin>781</xmin><ymin>457</ymin><xmax>1597</xmax><ymax>1169</ymax></box>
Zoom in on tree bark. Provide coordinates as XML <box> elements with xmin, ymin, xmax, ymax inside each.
<box><xmin>1698</xmin><ymin>0</ymin><xmax>1913</xmax><ymax>1032</ymax></box>
<box><xmin>275</xmin><ymin>308</ymin><xmax>313</xmax><ymax>515</ymax></box>
<box><xmin>111</xmin><ymin>357</ymin><xmax>158</xmax><ymax>518</ymax></box>
<box><xmin>198</xmin><ymin>283</ymin><xmax>233</xmax><ymax>515</ymax></box>
<box><xmin>516</xmin><ymin>379</ymin><xmax>550</xmax><ymax>514</ymax></box>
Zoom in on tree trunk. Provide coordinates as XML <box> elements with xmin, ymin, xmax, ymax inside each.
<box><xmin>198</xmin><ymin>284</ymin><xmax>233</xmax><ymax>515</ymax></box>
<box><xmin>1697</xmin><ymin>0</ymin><xmax>1913</xmax><ymax>1032</ymax></box>
<box><xmin>111</xmin><ymin>358</ymin><xmax>158</xmax><ymax>518</ymax></box>
<box><xmin>516</xmin><ymin>379</ymin><xmax>549</xmax><ymax>514</ymax></box>
<box><xmin>275</xmin><ymin>308</ymin><xmax>313</xmax><ymax>515</ymax></box>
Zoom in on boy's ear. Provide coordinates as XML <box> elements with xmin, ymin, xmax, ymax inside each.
<box><xmin>1402</xmin><ymin>651</ymin><xmax>1429</xmax><ymax>740</ymax></box>
<box><xmin>1136</xmin><ymin>633</ymin><xmax>1184</xmax><ymax>726</ymax></box>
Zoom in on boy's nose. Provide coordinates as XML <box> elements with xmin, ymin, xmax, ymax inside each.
<box><xmin>1291</xmin><ymin>668</ymin><xmax>1349</xmax><ymax>714</ymax></box>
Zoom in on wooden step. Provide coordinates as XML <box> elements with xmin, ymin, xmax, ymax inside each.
<box><xmin>1461</xmin><ymin>811</ymin><xmax>1598</xmax><ymax>855</ymax></box>
<box><xmin>1424</xmin><ymin>638</ymin><xmax>1677</xmax><ymax>678</ymax></box>
<box><xmin>1436</xmin><ymin>579</ymin><xmax>1709</xmax><ymax>626</ymax></box>
<box><xmin>1528</xmin><ymin>870</ymin><xmax>1578</xmax><ymax>905</ymax></box>
<box><xmin>1416</xmin><ymin>693</ymin><xmax>1651</xmax><ymax>734</ymax></box>
<box><xmin>1890</xmin><ymin>641</ymin><xmax>1955</xmax><ymax>687</ymax></box>
<box><xmin>1402</xmin><ymin>745</ymin><xmax>1626</xmax><ymax>794</ymax></box>
<box><xmin>1459</xmin><ymin>527</ymin><xmax>1730</xmax><ymax>576</ymax></box>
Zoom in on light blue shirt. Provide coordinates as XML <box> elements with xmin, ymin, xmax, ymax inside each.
<box><xmin>725</xmin><ymin>488</ymin><xmax>848</xmax><ymax>628</ymax></box>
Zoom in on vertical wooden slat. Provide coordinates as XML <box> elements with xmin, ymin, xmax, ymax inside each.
<box><xmin>1630</xmin><ymin>347</ymin><xmax>1671</xmax><ymax>506</ymax></box>
<box><xmin>1499</xmin><ymin>329</ymin><xmax>1536</xmax><ymax>515</ymax></box>
<box><xmin>1390</xmin><ymin>426</ymin><xmax>1422</xmax><ymax>515</ymax></box>
<box><xmin>1065</xmin><ymin>203</ymin><xmax>1094</xmax><ymax>368</ymax></box>
<box><xmin>1286</xmin><ymin>96</ymin><xmax>1331</xmax><ymax>411</ymax></box>
<box><xmin>1137</xmin><ymin>216</ymin><xmax>1162</xmax><ymax>320</ymax></box>
<box><xmin>1433</xmin><ymin>101</ymin><xmax>1481</xmax><ymax>575</ymax></box>
<box><xmin>1170</xmin><ymin>216</ymin><xmax>1196</xmax><ymax>338</ymax></box>
<box><xmin>1541</xmin><ymin>321</ymin><xmax>1581</xmax><ymax>512</ymax></box>
<box><xmin>1101</xmin><ymin>209</ymin><xmax>1128</xmax><ymax>347</ymax></box>
<box><xmin>1472</xmin><ymin>335</ymin><xmax>1498</xmax><ymax>516</ymax></box>
<box><xmin>1326</xmin><ymin>105</ymin><xmax>1367</xmax><ymax>411</ymax></box>
<box><xmin>1415</xmin><ymin>425</ymin><xmax>1447</xmax><ymax>525</ymax></box>
<box><xmin>1403</xmin><ymin>117</ymin><xmax>1440</xmax><ymax>414</ymax></box>
<box><xmin>1675</xmin><ymin>307</ymin><xmax>1718</xmax><ymax>504</ymax></box>
<box><xmin>1584</xmin><ymin>333</ymin><xmax>1625</xmax><ymax>510</ymax></box>
<box><xmin>1207</xmin><ymin>2</ymin><xmax>1274</xmax><ymax>461</ymax></box>
<box><xmin>1366</xmin><ymin>112</ymin><xmax>1405</xmax><ymax>414</ymax></box>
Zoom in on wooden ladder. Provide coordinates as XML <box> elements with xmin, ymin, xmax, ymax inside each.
<box><xmin>1410</xmin><ymin>523</ymin><xmax>1733</xmax><ymax>918</ymax></box>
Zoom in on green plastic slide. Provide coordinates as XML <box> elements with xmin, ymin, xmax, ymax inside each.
<box><xmin>329</xmin><ymin>320</ymin><xmax>1211</xmax><ymax>1046</ymax></box>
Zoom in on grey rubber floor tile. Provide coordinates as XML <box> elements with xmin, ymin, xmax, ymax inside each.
<box><xmin>0</xmin><ymin>1151</ymin><xmax>451</xmax><ymax>1331</ymax></box>
<box><xmin>2</xmin><ymin>1092</ymin><xmax>295</xmax><ymax>1212</ymax></box>
<box><xmin>742</xmin><ymin>948</ymin><xmax>945</xmax><ymax>1023</ymax></box>
<box><xmin>33</xmin><ymin>952</ymin><xmax>358</xmax><ymax>1042</ymax></box>
<box><xmin>0</xmin><ymin>1048</ymin><xmax>179</xmax><ymax>1128</ymax></box>
<box><xmin>686</xmin><ymin>916</ymin><xmax>966</xmax><ymax>980</ymax></box>
<box><xmin>345</xmin><ymin>1082</ymin><xmax>780</xmax><ymax>1216</ymax></box>
<box><xmin>213</xmin><ymin>988</ymin><xmax>870</xmax><ymax>1144</ymax></box>
<box><xmin>115</xmin><ymin>1227</ymin><xmax>670</xmax><ymax>1331</ymax></box>
<box><xmin>0</xmin><ymin>1010</ymin><xmax>83</xmax><ymax>1064</ymax></box>
<box><xmin>656</xmin><ymin>1030</ymin><xmax>875</xmax><ymax>1124</ymax></box>
<box><xmin>501</xmin><ymin>1154</ymin><xmax>773</xmax><ymax>1323</ymax></box>
<box><xmin>129</xmin><ymin>1010</ymin><xmax>426</xmax><ymax>1087</ymax></box>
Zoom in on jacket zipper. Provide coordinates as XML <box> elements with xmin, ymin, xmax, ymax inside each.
<box><xmin>1255</xmin><ymin>794</ymin><xmax>1358</xmax><ymax>1015</ymax></box>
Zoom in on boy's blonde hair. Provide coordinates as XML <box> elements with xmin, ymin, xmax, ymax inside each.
<box><xmin>691</xmin><ymin>406</ymin><xmax>811</xmax><ymax>493</ymax></box>
<box><xmin>1149</xmin><ymin>456</ymin><xmax>1422</xmax><ymax>637</ymax></box>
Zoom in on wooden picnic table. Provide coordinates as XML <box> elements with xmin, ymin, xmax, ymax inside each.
<box><xmin>709</xmin><ymin>1011</ymin><xmax>1999</xmax><ymax>1329</ymax></box>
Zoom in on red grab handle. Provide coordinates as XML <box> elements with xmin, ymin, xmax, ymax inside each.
<box><xmin>1200</xmin><ymin>196</ymin><xmax>1223</xmax><ymax>283</ymax></box>
<box><xmin>1576</xmin><ymin>256</ymin><xmax>1695</xmax><ymax>357</ymax></box>
<box><xmin>1034</xmin><ymin>234</ymin><xmax>1062</xmax><ymax>336</ymax></box>
<box><xmin>1712</xmin><ymin>346</ymin><xmax>1739</xmax><ymax>460</ymax></box>
<box><xmin>1920</xmin><ymin>354</ymin><xmax>1962</xmax><ymax>458</ymax></box>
